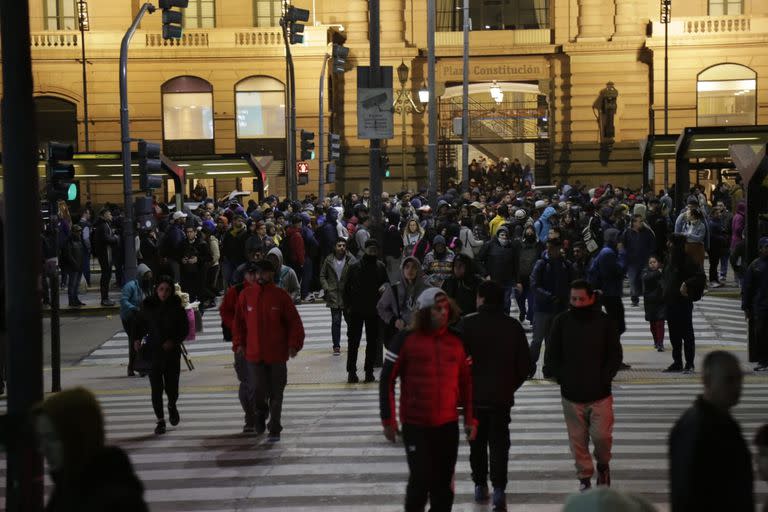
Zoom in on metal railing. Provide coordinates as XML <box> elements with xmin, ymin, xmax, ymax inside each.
<box><xmin>440</xmin><ymin>97</ymin><xmax>545</xmax><ymax>140</ymax></box>
<box><xmin>31</xmin><ymin>32</ymin><xmax>80</xmax><ymax>48</ymax></box>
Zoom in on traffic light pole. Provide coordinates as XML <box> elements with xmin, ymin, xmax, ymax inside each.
<box><xmin>318</xmin><ymin>53</ymin><xmax>329</xmax><ymax>200</ymax></box>
<box><xmin>369</xmin><ymin>0</ymin><xmax>383</xmax><ymax>228</ymax></box>
<box><xmin>120</xmin><ymin>3</ymin><xmax>156</xmax><ymax>282</ymax></box>
<box><xmin>0</xmin><ymin>0</ymin><xmax>45</xmax><ymax>508</ymax></box>
<box><xmin>281</xmin><ymin>20</ymin><xmax>297</xmax><ymax>201</ymax></box>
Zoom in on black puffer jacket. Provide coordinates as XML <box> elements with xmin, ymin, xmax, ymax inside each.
<box><xmin>135</xmin><ymin>294</ymin><xmax>189</xmax><ymax>362</ymax></box>
<box><xmin>344</xmin><ymin>254</ymin><xmax>388</xmax><ymax>315</ymax></box>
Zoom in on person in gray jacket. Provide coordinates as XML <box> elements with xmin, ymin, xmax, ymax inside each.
<box><xmin>265</xmin><ymin>247</ymin><xmax>301</xmax><ymax>303</ymax></box>
<box><xmin>377</xmin><ymin>256</ymin><xmax>429</xmax><ymax>344</ymax></box>
<box><xmin>320</xmin><ymin>238</ymin><xmax>355</xmax><ymax>355</ymax></box>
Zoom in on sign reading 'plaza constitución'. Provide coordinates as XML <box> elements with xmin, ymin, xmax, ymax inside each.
<box><xmin>437</xmin><ymin>57</ymin><xmax>549</xmax><ymax>82</ymax></box>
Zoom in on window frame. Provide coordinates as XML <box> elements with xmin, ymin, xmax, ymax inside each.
<box><xmin>183</xmin><ymin>0</ymin><xmax>216</xmax><ymax>29</ymax></box>
<box><xmin>44</xmin><ymin>0</ymin><xmax>77</xmax><ymax>31</ymax></box>
<box><xmin>161</xmin><ymin>76</ymin><xmax>215</xmax><ymax>143</ymax></box>
<box><xmin>253</xmin><ymin>0</ymin><xmax>283</xmax><ymax>28</ymax></box>
<box><xmin>696</xmin><ymin>64</ymin><xmax>757</xmax><ymax>127</ymax></box>
<box><xmin>707</xmin><ymin>0</ymin><xmax>743</xmax><ymax>16</ymax></box>
<box><xmin>234</xmin><ymin>76</ymin><xmax>287</xmax><ymax>139</ymax></box>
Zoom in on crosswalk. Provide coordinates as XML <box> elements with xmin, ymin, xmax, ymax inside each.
<box><xmin>80</xmin><ymin>294</ymin><xmax>748</xmax><ymax>366</ymax></box>
<box><xmin>5</xmin><ymin>383</ymin><xmax>765</xmax><ymax>511</ymax></box>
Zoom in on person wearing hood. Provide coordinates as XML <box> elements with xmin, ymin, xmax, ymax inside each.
<box><xmin>121</xmin><ymin>263</ymin><xmax>153</xmax><ymax>376</ymax></box>
<box><xmin>588</xmin><ymin>228</ymin><xmax>631</xmax><ymax>371</ymax></box>
<box><xmin>344</xmin><ymin>239</ymin><xmax>389</xmax><ymax>383</ymax></box>
<box><xmin>534</xmin><ymin>206</ymin><xmax>557</xmax><ymax>243</ymax></box>
<box><xmin>422</xmin><ymin>235</ymin><xmax>456</xmax><ymax>288</ymax></box>
<box><xmin>132</xmin><ymin>275</ymin><xmax>189</xmax><ymax>435</ymax></box>
<box><xmin>378</xmin><ymin>256</ymin><xmax>429</xmax><ymax>340</ymax></box>
<box><xmin>383</xmin><ymin>211</ymin><xmax>405</xmax><ymax>283</ymax></box>
<box><xmin>515</xmin><ymin>225</ymin><xmax>540</xmax><ymax>324</ymax></box>
<box><xmin>265</xmin><ymin>247</ymin><xmax>301</xmax><ymax>303</ymax></box>
<box><xmin>320</xmin><ymin>237</ymin><xmax>355</xmax><ymax>355</ymax></box>
<box><xmin>477</xmin><ymin>226</ymin><xmax>521</xmax><ymax>317</ymax></box>
<box><xmin>318</xmin><ymin>207</ymin><xmax>341</xmax><ymax>261</ymax></box>
<box><xmin>442</xmin><ymin>253</ymin><xmax>484</xmax><ymax>316</ymax></box>
<box><xmin>35</xmin><ymin>387</ymin><xmax>148</xmax><ymax>512</ymax></box>
<box><xmin>545</xmin><ymin>279</ymin><xmax>622</xmax><ymax>493</ymax></box>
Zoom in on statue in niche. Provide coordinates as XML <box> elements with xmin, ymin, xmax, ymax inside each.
<box><xmin>594</xmin><ymin>82</ymin><xmax>619</xmax><ymax>148</ymax></box>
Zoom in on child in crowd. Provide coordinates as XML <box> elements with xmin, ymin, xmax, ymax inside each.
<box><xmin>642</xmin><ymin>255</ymin><xmax>666</xmax><ymax>352</ymax></box>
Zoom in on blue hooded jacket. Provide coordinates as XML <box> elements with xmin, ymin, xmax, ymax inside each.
<box><xmin>534</xmin><ymin>206</ymin><xmax>557</xmax><ymax>242</ymax></box>
<box><xmin>588</xmin><ymin>228</ymin><xmax>626</xmax><ymax>297</ymax></box>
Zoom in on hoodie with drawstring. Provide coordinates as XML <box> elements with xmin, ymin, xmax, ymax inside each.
<box><xmin>120</xmin><ymin>264</ymin><xmax>152</xmax><ymax>322</ymax></box>
<box><xmin>377</xmin><ymin>256</ymin><xmax>429</xmax><ymax>328</ymax></box>
<box><xmin>267</xmin><ymin>247</ymin><xmax>301</xmax><ymax>302</ymax></box>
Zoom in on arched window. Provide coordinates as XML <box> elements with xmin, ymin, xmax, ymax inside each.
<box><xmin>34</xmin><ymin>96</ymin><xmax>78</xmax><ymax>151</ymax></box>
<box><xmin>697</xmin><ymin>64</ymin><xmax>756</xmax><ymax>126</ymax></box>
<box><xmin>162</xmin><ymin>76</ymin><xmax>214</xmax><ymax>141</ymax></box>
<box><xmin>235</xmin><ymin>76</ymin><xmax>285</xmax><ymax>139</ymax></box>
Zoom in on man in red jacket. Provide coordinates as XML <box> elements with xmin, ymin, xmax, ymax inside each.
<box><xmin>233</xmin><ymin>259</ymin><xmax>305</xmax><ymax>442</ymax></box>
<box><xmin>220</xmin><ymin>261</ymin><xmax>258</xmax><ymax>432</ymax></box>
<box><xmin>380</xmin><ymin>287</ymin><xmax>478</xmax><ymax>511</ymax></box>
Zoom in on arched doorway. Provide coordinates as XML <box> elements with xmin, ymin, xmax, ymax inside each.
<box><xmin>34</xmin><ymin>96</ymin><xmax>78</xmax><ymax>152</ymax></box>
<box><xmin>697</xmin><ymin>64</ymin><xmax>757</xmax><ymax>127</ymax></box>
<box><xmin>234</xmin><ymin>75</ymin><xmax>286</xmax><ymax>159</ymax></box>
<box><xmin>161</xmin><ymin>75</ymin><xmax>215</xmax><ymax>156</ymax></box>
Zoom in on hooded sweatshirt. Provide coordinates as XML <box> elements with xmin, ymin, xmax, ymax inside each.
<box><xmin>267</xmin><ymin>247</ymin><xmax>301</xmax><ymax>302</ymax></box>
<box><xmin>120</xmin><ymin>264</ymin><xmax>152</xmax><ymax>321</ymax></box>
<box><xmin>534</xmin><ymin>206</ymin><xmax>557</xmax><ymax>242</ymax></box>
<box><xmin>377</xmin><ymin>256</ymin><xmax>429</xmax><ymax>327</ymax></box>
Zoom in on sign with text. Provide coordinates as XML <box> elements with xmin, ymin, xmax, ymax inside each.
<box><xmin>357</xmin><ymin>66</ymin><xmax>394</xmax><ymax>140</ymax></box>
<box><xmin>436</xmin><ymin>57</ymin><xmax>548</xmax><ymax>83</ymax></box>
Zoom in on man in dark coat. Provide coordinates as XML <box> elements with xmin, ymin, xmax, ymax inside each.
<box><xmin>545</xmin><ymin>279</ymin><xmax>622</xmax><ymax>492</ymax></box>
<box><xmin>668</xmin><ymin>350</ymin><xmax>754</xmax><ymax>511</ymax></box>
<box><xmin>477</xmin><ymin>226</ymin><xmax>521</xmax><ymax>316</ymax></box>
<box><xmin>458</xmin><ymin>280</ymin><xmax>532</xmax><ymax>511</ymax></box>
<box><xmin>93</xmin><ymin>208</ymin><xmax>119</xmax><ymax>306</ymax></box>
<box><xmin>60</xmin><ymin>225</ymin><xmax>86</xmax><ymax>307</ymax></box>
<box><xmin>441</xmin><ymin>253</ymin><xmax>482</xmax><ymax>316</ymax></box>
<box><xmin>742</xmin><ymin>237</ymin><xmax>768</xmax><ymax>371</ymax></box>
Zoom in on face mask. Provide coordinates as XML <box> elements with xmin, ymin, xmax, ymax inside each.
<box><xmin>499</xmin><ymin>237</ymin><xmax>510</xmax><ymax>246</ymax></box>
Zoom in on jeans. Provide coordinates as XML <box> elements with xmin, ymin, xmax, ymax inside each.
<box><xmin>562</xmin><ymin>395</ymin><xmax>614</xmax><ymax>480</ymax></box>
<box><xmin>402</xmin><ymin>422</ymin><xmax>459</xmax><ymax>512</ymax></box>
<box><xmin>149</xmin><ymin>353</ymin><xmax>181</xmax><ymax>421</ymax></box>
<box><xmin>502</xmin><ymin>283</ymin><xmax>515</xmax><ymax>316</ymax></box>
<box><xmin>221</xmin><ymin>259</ymin><xmax>238</xmax><ymax>287</ymax></box>
<box><xmin>246</xmin><ymin>361</ymin><xmax>288</xmax><ymax>434</ymax></box>
<box><xmin>330</xmin><ymin>307</ymin><xmax>343</xmax><ymax>348</ymax></box>
<box><xmin>627</xmin><ymin>265</ymin><xmax>642</xmax><ymax>304</ymax></box>
<box><xmin>470</xmin><ymin>408</ymin><xmax>512</xmax><ymax>490</ymax></box>
<box><xmin>66</xmin><ymin>270</ymin><xmax>82</xmax><ymax>304</ymax></box>
<box><xmin>97</xmin><ymin>252</ymin><xmax>112</xmax><ymax>300</ymax></box>
<box><xmin>346</xmin><ymin>312</ymin><xmax>379</xmax><ymax>375</ymax></box>
<box><xmin>719</xmin><ymin>251</ymin><xmax>730</xmax><ymax>280</ymax></box>
<box><xmin>514</xmin><ymin>283</ymin><xmax>534</xmax><ymax>322</ymax></box>
<box><xmin>233</xmin><ymin>352</ymin><xmax>255</xmax><ymax>424</ymax></box>
<box><xmin>530</xmin><ymin>312</ymin><xmax>554</xmax><ymax>367</ymax></box>
<box><xmin>667</xmin><ymin>300</ymin><xmax>695</xmax><ymax>367</ymax></box>
<box><xmin>82</xmin><ymin>254</ymin><xmax>91</xmax><ymax>286</ymax></box>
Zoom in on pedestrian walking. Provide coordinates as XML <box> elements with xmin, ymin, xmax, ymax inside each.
<box><xmin>422</xmin><ymin>235</ymin><xmax>455</xmax><ymax>287</ymax></box>
<box><xmin>34</xmin><ymin>387</ymin><xmax>148</xmax><ymax>511</ymax></box>
<box><xmin>379</xmin><ymin>288</ymin><xmax>478</xmax><ymax>512</ymax></box>
<box><xmin>544</xmin><ymin>279</ymin><xmax>623</xmax><ymax>492</ymax></box>
<box><xmin>233</xmin><ymin>259</ymin><xmax>304</xmax><ymax>442</ymax></box>
<box><xmin>641</xmin><ymin>255</ymin><xmax>666</xmax><ymax>352</ymax></box>
<box><xmin>320</xmin><ymin>238</ymin><xmax>355</xmax><ymax>355</ymax></box>
<box><xmin>476</xmin><ymin>226</ymin><xmax>521</xmax><ymax>316</ymax></box>
<box><xmin>220</xmin><ymin>261</ymin><xmax>259</xmax><ymax>432</ymax></box>
<box><xmin>132</xmin><ymin>275</ymin><xmax>189</xmax><ymax>435</ymax></box>
<box><xmin>441</xmin><ymin>253</ymin><xmax>482</xmax><ymax>316</ymax></box>
<box><xmin>742</xmin><ymin>236</ymin><xmax>768</xmax><ymax>371</ymax></box>
<box><xmin>343</xmin><ymin>239</ymin><xmax>388</xmax><ymax>383</ymax></box>
<box><xmin>668</xmin><ymin>351</ymin><xmax>754</xmax><ymax>511</ymax></box>
<box><xmin>378</xmin><ymin>255</ymin><xmax>429</xmax><ymax>344</ymax></box>
<box><xmin>459</xmin><ymin>280</ymin><xmax>532</xmax><ymax>510</ymax></box>
<box><xmin>120</xmin><ymin>263</ymin><xmax>153</xmax><ymax>377</ymax></box>
<box><xmin>514</xmin><ymin>226</ymin><xmax>539</xmax><ymax>323</ymax></box>
<box><xmin>622</xmin><ymin>214</ymin><xmax>655</xmax><ymax>306</ymax></box>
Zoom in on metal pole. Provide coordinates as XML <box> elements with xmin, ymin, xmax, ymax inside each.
<box><xmin>79</xmin><ymin>2</ymin><xmax>90</xmax><ymax>151</ymax></box>
<box><xmin>663</xmin><ymin>2</ymin><xmax>669</xmax><ymax>190</ymax></box>
<box><xmin>120</xmin><ymin>3</ymin><xmax>155</xmax><ymax>283</ymax></box>
<box><xmin>319</xmin><ymin>53</ymin><xmax>329</xmax><ymax>199</ymax></box>
<box><xmin>369</xmin><ymin>0</ymin><xmax>383</xmax><ymax>226</ymax></box>
<box><xmin>427</xmin><ymin>0</ymin><xmax>438</xmax><ymax>208</ymax></box>
<box><xmin>461</xmin><ymin>0</ymin><xmax>469</xmax><ymax>193</ymax></box>
<box><xmin>0</xmin><ymin>0</ymin><xmax>45</xmax><ymax>507</ymax></box>
<box><xmin>49</xmin><ymin>266</ymin><xmax>61</xmax><ymax>393</ymax></box>
<box><xmin>281</xmin><ymin>17</ymin><xmax>297</xmax><ymax>201</ymax></box>
<box><xmin>402</xmin><ymin>96</ymin><xmax>408</xmax><ymax>191</ymax></box>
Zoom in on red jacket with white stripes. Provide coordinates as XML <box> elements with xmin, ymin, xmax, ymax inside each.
<box><xmin>379</xmin><ymin>327</ymin><xmax>476</xmax><ymax>429</ymax></box>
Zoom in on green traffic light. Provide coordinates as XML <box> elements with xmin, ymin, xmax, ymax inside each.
<box><xmin>310</xmin><ymin>151</ymin><xmax>315</xmax><ymax>160</ymax></box>
<box><xmin>385</xmin><ymin>168</ymin><xmax>391</xmax><ymax>178</ymax></box>
<box><xmin>67</xmin><ymin>183</ymin><xmax>78</xmax><ymax>201</ymax></box>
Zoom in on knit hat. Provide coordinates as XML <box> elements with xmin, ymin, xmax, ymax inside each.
<box><xmin>433</xmin><ymin>235</ymin><xmax>446</xmax><ymax>246</ymax></box>
<box><xmin>416</xmin><ymin>287</ymin><xmax>447</xmax><ymax>310</ymax></box>
<box><xmin>514</xmin><ymin>209</ymin><xmax>527</xmax><ymax>220</ymax></box>
<box><xmin>534</xmin><ymin>200</ymin><xmax>546</xmax><ymax>209</ymax></box>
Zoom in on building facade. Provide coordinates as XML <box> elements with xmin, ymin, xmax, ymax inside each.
<box><xmin>8</xmin><ymin>0</ymin><xmax>768</xmax><ymax>205</ymax></box>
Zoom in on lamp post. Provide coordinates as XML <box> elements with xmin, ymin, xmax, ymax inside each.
<box><xmin>393</xmin><ymin>61</ymin><xmax>425</xmax><ymax>191</ymax></box>
<box><xmin>660</xmin><ymin>0</ymin><xmax>671</xmax><ymax>190</ymax></box>
<box><xmin>77</xmin><ymin>0</ymin><xmax>90</xmax><ymax>151</ymax></box>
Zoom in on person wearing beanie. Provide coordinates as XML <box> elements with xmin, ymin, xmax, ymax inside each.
<box><xmin>379</xmin><ymin>288</ymin><xmax>477</xmax><ymax>510</ymax></box>
<box><xmin>120</xmin><ymin>263</ymin><xmax>154</xmax><ymax>376</ymax></box>
<box><xmin>132</xmin><ymin>275</ymin><xmax>189</xmax><ymax>435</ymax></box>
<box><xmin>422</xmin><ymin>234</ymin><xmax>456</xmax><ymax>287</ymax></box>
<box><xmin>35</xmin><ymin>387</ymin><xmax>148</xmax><ymax>511</ymax></box>
<box><xmin>742</xmin><ymin>236</ymin><xmax>768</xmax><ymax>372</ymax></box>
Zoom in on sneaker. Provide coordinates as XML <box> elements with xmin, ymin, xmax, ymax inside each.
<box><xmin>596</xmin><ymin>466</ymin><xmax>611</xmax><ymax>487</ymax></box>
<box><xmin>663</xmin><ymin>363</ymin><xmax>683</xmax><ymax>373</ymax></box>
<box><xmin>68</xmin><ymin>302</ymin><xmax>82</xmax><ymax>308</ymax></box>
<box><xmin>754</xmin><ymin>364</ymin><xmax>768</xmax><ymax>372</ymax></box>
<box><xmin>267</xmin><ymin>432</ymin><xmax>280</xmax><ymax>443</ymax></box>
<box><xmin>683</xmin><ymin>364</ymin><xmax>695</xmax><ymax>374</ymax></box>
<box><xmin>100</xmin><ymin>299</ymin><xmax>115</xmax><ymax>307</ymax></box>
<box><xmin>579</xmin><ymin>478</ymin><xmax>591</xmax><ymax>492</ymax></box>
<box><xmin>333</xmin><ymin>346</ymin><xmax>341</xmax><ymax>356</ymax></box>
<box><xmin>254</xmin><ymin>416</ymin><xmax>266</xmax><ymax>435</ymax></box>
<box><xmin>656</xmin><ymin>345</ymin><xmax>665</xmax><ymax>352</ymax></box>
<box><xmin>364</xmin><ymin>372</ymin><xmax>376</xmax><ymax>383</ymax></box>
<box><xmin>76</xmin><ymin>299</ymin><xmax>86</xmax><ymax>306</ymax></box>
<box><xmin>347</xmin><ymin>372</ymin><xmax>359</xmax><ymax>384</ymax></box>
<box><xmin>709</xmin><ymin>281</ymin><xmax>724</xmax><ymax>288</ymax></box>
<box><xmin>168</xmin><ymin>405</ymin><xmax>180</xmax><ymax>426</ymax></box>
<box><xmin>473</xmin><ymin>485</ymin><xmax>489</xmax><ymax>504</ymax></box>
<box><xmin>154</xmin><ymin>420</ymin><xmax>166</xmax><ymax>435</ymax></box>
<box><xmin>492</xmin><ymin>488</ymin><xmax>507</xmax><ymax>511</ymax></box>
<box><xmin>618</xmin><ymin>362</ymin><xmax>631</xmax><ymax>371</ymax></box>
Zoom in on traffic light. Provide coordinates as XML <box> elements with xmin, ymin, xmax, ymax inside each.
<box><xmin>326</xmin><ymin>162</ymin><xmax>336</xmax><ymax>184</ymax></box>
<box><xmin>328</xmin><ymin>132</ymin><xmax>341</xmax><ymax>161</ymax></box>
<box><xmin>285</xmin><ymin>6</ymin><xmax>310</xmax><ymax>45</ymax></box>
<box><xmin>135</xmin><ymin>196</ymin><xmax>156</xmax><ymax>231</ymax></box>
<box><xmin>159</xmin><ymin>0</ymin><xmax>188</xmax><ymax>40</ymax></box>
<box><xmin>46</xmin><ymin>142</ymin><xmax>77</xmax><ymax>202</ymax></box>
<box><xmin>331</xmin><ymin>43</ymin><xmax>349</xmax><ymax>74</ymax></box>
<box><xmin>381</xmin><ymin>152</ymin><xmax>391</xmax><ymax>178</ymax></box>
<box><xmin>300</xmin><ymin>130</ymin><xmax>315</xmax><ymax>160</ymax></box>
<box><xmin>138</xmin><ymin>140</ymin><xmax>164</xmax><ymax>190</ymax></box>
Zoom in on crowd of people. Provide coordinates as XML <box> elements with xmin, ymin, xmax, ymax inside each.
<box><xmin>27</xmin><ymin>162</ymin><xmax>768</xmax><ymax>510</ymax></box>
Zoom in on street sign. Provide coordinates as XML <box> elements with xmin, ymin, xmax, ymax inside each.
<box><xmin>357</xmin><ymin>66</ymin><xmax>394</xmax><ymax>140</ymax></box>
<box><xmin>297</xmin><ymin>161</ymin><xmax>309</xmax><ymax>174</ymax></box>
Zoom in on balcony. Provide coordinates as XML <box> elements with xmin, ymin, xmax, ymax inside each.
<box><xmin>650</xmin><ymin>15</ymin><xmax>768</xmax><ymax>42</ymax></box>
<box><xmin>436</xmin><ymin>29</ymin><xmax>551</xmax><ymax>48</ymax></box>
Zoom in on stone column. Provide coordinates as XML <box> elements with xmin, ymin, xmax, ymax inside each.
<box><xmin>577</xmin><ymin>0</ymin><xmax>610</xmax><ymax>41</ymax></box>
<box><xmin>343</xmin><ymin>0</ymin><xmax>370</xmax><ymax>44</ymax></box>
<box><xmin>614</xmin><ymin>0</ymin><xmax>642</xmax><ymax>38</ymax></box>
<box><xmin>380</xmin><ymin>0</ymin><xmax>406</xmax><ymax>44</ymax></box>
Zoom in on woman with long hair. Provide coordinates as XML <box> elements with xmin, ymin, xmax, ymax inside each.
<box><xmin>402</xmin><ymin>218</ymin><xmax>424</xmax><ymax>258</ymax></box>
<box><xmin>133</xmin><ymin>275</ymin><xmax>189</xmax><ymax>434</ymax></box>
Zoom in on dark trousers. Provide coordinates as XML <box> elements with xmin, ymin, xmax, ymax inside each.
<box><xmin>66</xmin><ymin>270</ymin><xmax>81</xmax><ymax>304</ymax></box>
<box><xmin>502</xmin><ymin>284</ymin><xmax>515</xmax><ymax>316</ymax></box>
<box><xmin>402</xmin><ymin>422</ymin><xmax>459</xmax><ymax>512</ymax></box>
<box><xmin>752</xmin><ymin>314</ymin><xmax>768</xmax><ymax>365</ymax></box>
<box><xmin>82</xmin><ymin>254</ymin><xmax>91</xmax><ymax>286</ymax></box>
<box><xmin>97</xmin><ymin>253</ymin><xmax>112</xmax><ymax>300</ymax></box>
<box><xmin>650</xmin><ymin>320</ymin><xmax>665</xmax><ymax>346</ymax></box>
<box><xmin>330</xmin><ymin>307</ymin><xmax>343</xmax><ymax>348</ymax></box>
<box><xmin>121</xmin><ymin>312</ymin><xmax>138</xmax><ymax>372</ymax></box>
<box><xmin>708</xmin><ymin>246</ymin><xmax>723</xmax><ymax>282</ymax></box>
<box><xmin>246</xmin><ymin>361</ymin><xmax>287</xmax><ymax>434</ymax></box>
<box><xmin>301</xmin><ymin>259</ymin><xmax>313</xmax><ymax>299</ymax></box>
<box><xmin>346</xmin><ymin>311</ymin><xmax>379</xmax><ymax>375</ymax></box>
<box><xmin>601</xmin><ymin>296</ymin><xmax>626</xmax><ymax>335</ymax></box>
<box><xmin>233</xmin><ymin>352</ymin><xmax>255</xmax><ymax>424</ymax></box>
<box><xmin>627</xmin><ymin>265</ymin><xmax>643</xmax><ymax>304</ymax></box>
<box><xmin>470</xmin><ymin>408</ymin><xmax>511</xmax><ymax>490</ymax></box>
<box><xmin>514</xmin><ymin>283</ymin><xmax>534</xmax><ymax>322</ymax></box>
<box><xmin>667</xmin><ymin>300</ymin><xmax>695</xmax><ymax>367</ymax></box>
<box><xmin>149</xmin><ymin>353</ymin><xmax>181</xmax><ymax>420</ymax></box>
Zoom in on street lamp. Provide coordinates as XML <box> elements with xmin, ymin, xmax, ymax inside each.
<box><xmin>660</xmin><ymin>0</ymin><xmax>671</xmax><ymax>189</ymax></box>
<box><xmin>77</xmin><ymin>0</ymin><xmax>90</xmax><ymax>150</ymax></box>
<box><xmin>394</xmin><ymin>61</ymin><xmax>425</xmax><ymax>191</ymax></box>
<box><xmin>490</xmin><ymin>81</ymin><xmax>503</xmax><ymax>103</ymax></box>
<box><xmin>418</xmin><ymin>83</ymin><xmax>429</xmax><ymax>104</ymax></box>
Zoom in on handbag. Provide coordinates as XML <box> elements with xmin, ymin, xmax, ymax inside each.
<box><xmin>133</xmin><ymin>335</ymin><xmax>153</xmax><ymax>372</ymax></box>
<box><xmin>185</xmin><ymin>309</ymin><xmax>196</xmax><ymax>342</ymax></box>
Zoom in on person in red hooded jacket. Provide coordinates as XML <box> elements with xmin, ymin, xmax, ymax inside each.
<box><xmin>380</xmin><ymin>287</ymin><xmax>478</xmax><ymax>511</ymax></box>
<box><xmin>233</xmin><ymin>259</ymin><xmax>305</xmax><ymax>442</ymax></box>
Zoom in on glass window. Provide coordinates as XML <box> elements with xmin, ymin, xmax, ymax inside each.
<box><xmin>437</xmin><ymin>0</ymin><xmax>549</xmax><ymax>31</ymax></box>
<box><xmin>236</xmin><ymin>77</ymin><xmax>286</xmax><ymax>138</ymax></box>
<box><xmin>254</xmin><ymin>0</ymin><xmax>282</xmax><ymax>27</ymax></box>
<box><xmin>162</xmin><ymin>77</ymin><xmax>214</xmax><ymax>140</ymax></box>
<box><xmin>184</xmin><ymin>0</ymin><xmax>216</xmax><ymax>28</ymax></box>
<box><xmin>697</xmin><ymin>64</ymin><xmax>756</xmax><ymax>126</ymax></box>
<box><xmin>708</xmin><ymin>0</ymin><xmax>742</xmax><ymax>15</ymax></box>
<box><xmin>45</xmin><ymin>0</ymin><xmax>77</xmax><ymax>30</ymax></box>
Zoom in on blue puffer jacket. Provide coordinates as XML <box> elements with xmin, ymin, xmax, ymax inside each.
<box><xmin>534</xmin><ymin>206</ymin><xmax>557</xmax><ymax>242</ymax></box>
<box><xmin>530</xmin><ymin>253</ymin><xmax>573</xmax><ymax>314</ymax></box>
<box><xmin>588</xmin><ymin>230</ymin><xmax>626</xmax><ymax>298</ymax></box>
<box><xmin>742</xmin><ymin>256</ymin><xmax>768</xmax><ymax>314</ymax></box>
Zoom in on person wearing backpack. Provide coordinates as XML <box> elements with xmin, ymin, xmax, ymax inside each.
<box><xmin>377</xmin><ymin>256</ymin><xmax>428</xmax><ymax>345</ymax></box>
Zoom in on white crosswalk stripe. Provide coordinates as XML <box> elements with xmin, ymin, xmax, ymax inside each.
<box><xmin>3</xmin><ymin>384</ymin><xmax>765</xmax><ymax>510</ymax></box>
<box><xmin>81</xmin><ymin>294</ymin><xmax>748</xmax><ymax>366</ymax></box>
